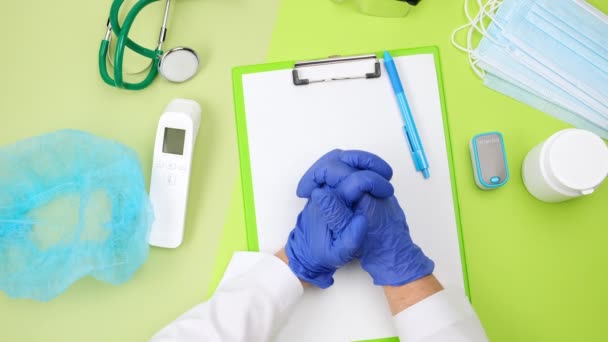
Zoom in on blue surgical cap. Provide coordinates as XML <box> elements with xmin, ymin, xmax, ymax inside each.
<box><xmin>0</xmin><ymin>130</ymin><xmax>153</xmax><ymax>301</ymax></box>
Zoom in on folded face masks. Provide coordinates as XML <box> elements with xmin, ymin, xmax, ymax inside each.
<box><xmin>0</xmin><ymin>130</ymin><xmax>153</xmax><ymax>301</ymax></box>
<box><xmin>451</xmin><ymin>0</ymin><xmax>608</xmax><ymax>138</ymax></box>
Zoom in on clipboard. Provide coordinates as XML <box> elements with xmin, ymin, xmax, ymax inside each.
<box><xmin>231</xmin><ymin>46</ymin><xmax>469</xmax><ymax>342</ymax></box>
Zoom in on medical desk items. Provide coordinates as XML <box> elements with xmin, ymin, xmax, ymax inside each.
<box><xmin>231</xmin><ymin>47</ymin><xmax>467</xmax><ymax>341</ymax></box>
<box><xmin>99</xmin><ymin>0</ymin><xmax>200</xmax><ymax>90</ymax></box>
<box><xmin>149</xmin><ymin>99</ymin><xmax>201</xmax><ymax>248</ymax></box>
<box><xmin>451</xmin><ymin>0</ymin><xmax>608</xmax><ymax>139</ymax></box>
<box><xmin>384</xmin><ymin>51</ymin><xmax>430</xmax><ymax>179</ymax></box>
<box><xmin>469</xmin><ymin>132</ymin><xmax>509</xmax><ymax>190</ymax></box>
<box><xmin>522</xmin><ymin>128</ymin><xmax>608</xmax><ymax>203</ymax></box>
<box><xmin>0</xmin><ymin>130</ymin><xmax>153</xmax><ymax>301</ymax></box>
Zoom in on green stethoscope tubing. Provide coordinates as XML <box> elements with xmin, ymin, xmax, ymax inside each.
<box><xmin>99</xmin><ymin>0</ymin><xmax>163</xmax><ymax>90</ymax></box>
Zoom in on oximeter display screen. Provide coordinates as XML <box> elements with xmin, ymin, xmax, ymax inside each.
<box><xmin>163</xmin><ymin>128</ymin><xmax>186</xmax><ymax>155</ymax></box>
<box><xmin>475</xmin><ymin>134</ymin><xmax>507</xmax><ymax>184</ymax></box>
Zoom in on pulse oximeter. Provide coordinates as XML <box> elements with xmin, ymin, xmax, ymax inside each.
<box><xmin>469</xmin><ymin>132</ymin><xmax>509</xmax><ymax>190</ymax></box>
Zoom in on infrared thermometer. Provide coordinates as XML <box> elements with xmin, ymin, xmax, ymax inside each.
<box><xmin>149</xmin><ymin>99</ymin><xmax>201</xmax><ymax>248</ymax></box>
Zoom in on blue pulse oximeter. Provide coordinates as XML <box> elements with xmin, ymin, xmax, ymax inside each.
<box><xmin>469</xmin><ymin>132</ymin><xmax>509</xmax><ymax>190</ymax></box>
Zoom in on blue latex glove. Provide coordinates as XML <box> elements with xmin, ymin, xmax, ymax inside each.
<box><xmin>297</xmin><ymin>149</ymin><xmax>434</xmax><ymax>286</ymax></box>
<box><xmin>296</xmin><ymin>149</ymin><xmax>394</xmax><ymax>199</ymax></box>
<box><xmin>353</xmin><ymin>194</ymin><xmax>434</xmax><ymax>286</ymax></box>
<box><xmin>285</xmin><ymin>187</ymin><xmax>368</xmax><ymax>288</ymax></box>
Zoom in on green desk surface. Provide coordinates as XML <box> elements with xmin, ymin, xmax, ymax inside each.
<box><xmin>0</xmin><ymin>0</ymin><xmax>607</xmax><ymax>341</ymax></box>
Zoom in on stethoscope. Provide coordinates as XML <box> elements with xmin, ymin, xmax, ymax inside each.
<box><xmin>99</xmin><ymin>0</ymin><xmax>199</xmax><ymax>90</ymax></box>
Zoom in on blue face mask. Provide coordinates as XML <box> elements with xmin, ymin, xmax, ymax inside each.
<box><xmin>451</xmin><ymin>0</ymin><xmax>608</xmax><ymax>136</ymax></box>
<box><xmin>484</xmin><ymin>73</ymin><xmax>608</xmax><ymax>139</ymax></box>
<box><xmin>499</xmin><ymin>0</ymin><xmax>608</xmax><ymax>106</ymax></box>
<box><xmin>531</xmin><ymin>0</ymin><xmax>608</xmax><ymax>65</ymax></box>
<box><xmin>474</xmin><ymin>5</ymin><xmax>608</xmax><ymax>129</ymax></box>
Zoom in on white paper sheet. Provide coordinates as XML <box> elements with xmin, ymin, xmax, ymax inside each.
<box><xmin>240</xmin><ymin>53</ymin><xmax>465</xmax><ymax>341</ymax></box>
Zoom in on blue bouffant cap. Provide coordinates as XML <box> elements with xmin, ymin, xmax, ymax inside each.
<box><xmin>0</xmin><ymin>130</ymin><xmax>153</xmax><ymax>301</ymax></box>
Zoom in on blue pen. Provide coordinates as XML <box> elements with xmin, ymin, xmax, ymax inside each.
<box><xmin>383</xmin><ymin>51</ymin><xmax>430</xmax><ymax>179</ymax></box>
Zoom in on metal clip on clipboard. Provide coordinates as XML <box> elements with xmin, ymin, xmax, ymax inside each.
<box><xmin>292</xmin><ymin>54</ymin><xmax>381</xmax><ymax>86</ymax></box>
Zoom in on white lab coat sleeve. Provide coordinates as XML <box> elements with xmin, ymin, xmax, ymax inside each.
<box><xmin>150</xmin><ymin>252</ymin><xmax>304</xmax><ymax>342</ymax></box>
<box><xmin>393</xmin><ymin>288</ymin><xmax>489</xmax><ymax>342</ymax></box>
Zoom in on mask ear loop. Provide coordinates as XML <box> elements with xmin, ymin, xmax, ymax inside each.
<box><xmin>451</xmin><ymin>0</ymin><xmax>486</xmax><ymax>50</ymax></box>
<box><xmin>451</xmin><ymin>0</ymin><xmax>490</xmax><ymax>77</ymax></box>
<box><xmin>470</xmin><ymin>0</ymin><xmax>505</xmax><ymax>76</ymax></box>
<box><xmin>476</xmin><ymin>0</ymin><xmax>504</xmax><ymax>33</ymax></box>
<box><xmin>451</xmin><ymin>0</ymin><xmax>506</xmax><ymax>78</ymax></box>
<box><xmin>450</xmin><ymin>0</ymin><xmax>481</xmax><ymax>53</ymax></box>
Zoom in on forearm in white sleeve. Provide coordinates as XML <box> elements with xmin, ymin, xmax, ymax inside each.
<box><xmin>393</xmin><ymin>289</ymin><xmax>489</xmax><ymax>342</ymax></box>
<box><xmin>150</xmin><ymin>252</ymin><xmax>304</xmax><ymax>342</ymax></box>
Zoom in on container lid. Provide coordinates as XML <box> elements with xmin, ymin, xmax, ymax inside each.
<box><xmin>548</xmin><ymin>129</ymin><xmax>608</xmax><ymax>192</ymax></box>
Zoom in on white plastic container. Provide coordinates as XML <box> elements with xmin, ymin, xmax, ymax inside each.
<box><xmin>522</xmin><ymin>129</ymin><xmax>608</xmax><ymax>203</ymax></box>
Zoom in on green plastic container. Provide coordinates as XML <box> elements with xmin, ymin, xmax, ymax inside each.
<box><xmin>332</xmin><ymin>0</ymin><xmax>414</xmax><ymax>17</ymax></box>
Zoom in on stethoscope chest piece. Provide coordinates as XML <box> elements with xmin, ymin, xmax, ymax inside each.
<box><xmin>159</xmin><ymin>47</ymin><xmax>200</xmax><ymax>83</ymax></box>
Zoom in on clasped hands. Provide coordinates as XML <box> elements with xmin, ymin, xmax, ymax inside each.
<box><xmin>284</xmin><ymin>150</ymin><xmax>434</xmax><ymax>289</ymax></box>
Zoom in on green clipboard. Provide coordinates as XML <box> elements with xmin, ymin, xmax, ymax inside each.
<box><xmin>221</xmin><ymin>46</ymin><xmax>469</xmax><ymax>342</ymax></box>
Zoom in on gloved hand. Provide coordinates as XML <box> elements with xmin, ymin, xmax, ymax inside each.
<box><xmin>296</xmin><ymin>149</ymin><xmax>394</xmax><ymax>199</ymax></box>
<box><xmin>285</xmin><ymin>187</ymin><xmax>368</xmax><ymax>288</ymax></box>
<box><xmin>297</xmin><ymin>149</ymin><xmax>434</xmax><ymax>287</ymax></box>
<box><xmin>354</xmin><ymin>194</ymin><xmax>434</xmax><ymax>286</ymax></box>
<box><xmin>288</xmin><ymin>149</ymin><xmax>397</xmax><ymax>288</ymax></box>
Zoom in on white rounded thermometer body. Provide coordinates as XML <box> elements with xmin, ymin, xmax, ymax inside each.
<box><xmin>149</xmin><ymin>99</ymin><xmax>201</xmax><ymax>248</ymax></box>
